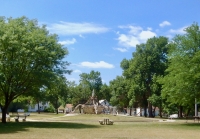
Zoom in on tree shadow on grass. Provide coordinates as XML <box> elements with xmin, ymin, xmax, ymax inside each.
<box><xmin>182</xmin><ymin>123</ymin><xmax>200</xmax><ymax>127</ymax></box>
<box><xmin>0</xmin><ymin>122</ymin><xmax>100</xmax><ymax>134</ymax></box>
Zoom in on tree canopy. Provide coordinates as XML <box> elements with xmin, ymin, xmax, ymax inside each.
<box><xmin>79</xmin><ymin>70</ymin><xmax>102</xmax><ymax>99</ymax></box>
<box><xmin>0</xmin><ymin>16</ymin><xmax>71</xmax><ymax>123</ymax></box>
<box><xmin>121</xmin><ymin>36</ymin><xmax>168</xmax><ymax>117</ymax></box>
<box><xmin>45</xmin><ymin>76</ymin><xmax>69</xmax><ymax>114</ymax></box>
<box><xmin>159</xmin><ymin>23</ymin><xmax>200</xmax><ymax>116</ymax></box>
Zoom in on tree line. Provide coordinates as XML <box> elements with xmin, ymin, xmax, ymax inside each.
<box><xmin>44</xmin><ymin>22</ymin><xmax>200</xmax><ymax>119</ymax></box>
<box><xmin>1</xmin><ymin>16</ymin><xmax>200</xmax><ymax>123</ymax></box>
<box><xmin>111</xmin><ymin>22</ymin><xmax>200</xmax><ymax>118</ymax></box>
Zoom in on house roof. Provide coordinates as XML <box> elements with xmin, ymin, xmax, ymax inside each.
<box><xmin>66</xmin><ymin>104</ymin><xmax>73</xmax><ymax>108</ymax></box>
<box><xmin>58</xmin><ymin>105</ymin><xmax>65</xmax><ymax>110</ymax></box>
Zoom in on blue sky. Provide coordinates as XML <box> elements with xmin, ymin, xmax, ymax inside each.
<box><xmin>1</xmin><ymin>0</ymin><xmax>200</xmax><ymax>85</ymax></box>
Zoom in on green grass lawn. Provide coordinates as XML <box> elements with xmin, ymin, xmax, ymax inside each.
<box><xmin>1</xmin><ymin>113</ymin><xmax>200</xmax><ymax>139</ymax></box>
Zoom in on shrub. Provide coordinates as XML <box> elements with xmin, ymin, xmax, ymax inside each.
<box><xmin>43</xmin><ymin>106</ymin><xmax>55</xmax><ymax>113</ymax></box>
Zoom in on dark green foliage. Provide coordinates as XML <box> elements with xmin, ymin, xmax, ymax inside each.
<box><xmin>0</xmin><ymin>16</ymin><xmax>70</xmax><ymax>123</ymax></box>
<box><xmin>43</xmin><ymin>105</ymin><xmax>55</xmax><ymax>113</ymax></box>
<box><xmin>99</xmin><ymin>83</ymin><xmax>112</xmax><ymax>101</ymax></box>
<box><xmin>109</xmin><ymin>76</ymin><xmax>129</xmax><ymax>108</ymax></box>
<box><xmin>159</xmin><ymin>23</ymin><xmax>200</xmax><ymax>116</ymax></box>
<box><xmin>121</xmin><ymin>36</ymin><xmax>168</xmax><ymax>117</ymax></box>
<box><xmin>45</xmin><ymin>76</ymin><xmax>69</xmax><ymax>114</ymax></box>
<box><xmin>79</xmin><ymin>70</ymin><xmax>103</xmax><ymax>100</ymax></box>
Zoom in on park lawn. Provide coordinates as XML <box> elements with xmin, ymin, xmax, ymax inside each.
<box><xmin>0</xmin><ymin>113</ymin><xmax>200</xmax><ymax>139</ymax></box>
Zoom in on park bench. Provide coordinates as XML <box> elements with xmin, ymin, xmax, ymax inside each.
<box><xmin>99</xmin><ymin>118</ymin><xmax>114</xmax><ymax>125</ymax></box>
<box><xmin>14</xmin><ymin>113</ymin><xmax>27</xmax><ymax>122</ymax></box>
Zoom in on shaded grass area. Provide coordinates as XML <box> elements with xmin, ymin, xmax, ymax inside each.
<box><xmin>0</xmin><ymin>122</ymin><xmax>99</xmax><ymax>134</ymax></box>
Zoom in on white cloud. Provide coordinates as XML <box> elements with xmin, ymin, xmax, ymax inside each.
<box><xmin>169</xmin><ymin>26</ymin><xmax>187</xmax><ymax>34</ymax></box>
<box><xmin>79</xmin><ymin>61</ymin><xmax>114</xmax><ymax>69</ymax></box>
<box><xmin>118</xmin><ymin>34</ymin><xmax>140</xmax><ymax>47</ymax></box>
<box><xmin>114</xmin><ymin>47</ymin><xmax>128</xmax><ymax>52</ymax></box>
<box><xmin>159</xmin><ymin>21</ymin><xmax>171</xmax><ymax>27</ymax></box>
<box><xmin>128</xmin><ymin>26</ymin><xmax>143</xmax><ymax>35</ymax></box>
<box><xmin>139</xmin><ymin>30</ymin><xmax>157</xmax><ymax>42</ymax></box>
<box><xmin>73</xmin><ymin>69</ymin><xmax>82</xmax><ymax>73</ymax></box>
<box><xmin>59</xmin><ymin>38</ymin><xmax>76</xmax><ymax>45</ymax></box>
<box><xmin>47</xmin><ymin>21</ymin><xmax>109</xmax><ymax>35</ymax></box>
<box><xmin>117</xmin><ymin>25</ymin><xmax>157</xmax><ymax>48</ymax></box>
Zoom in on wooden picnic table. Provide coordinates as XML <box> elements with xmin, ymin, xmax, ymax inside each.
<box><xmin>99</xmin><ymin>118</ymin><xmax>114</xmax><ymax>125</ymax></box>
<box><xmin>186</xmin><ymin>116</ymin><xmax>200</xmax><ymax>123</ymax></box>
<box><xmin>193</xmin><ymin>116</ymin><xmax>200</xmax><ymax>123</ymax></box>
<box><xmin>14</xmin><ymin>112</ymin><xmax>27</xmax><ymax>122</ymax></box>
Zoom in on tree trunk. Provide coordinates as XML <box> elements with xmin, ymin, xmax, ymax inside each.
<box><xmin>37</xmin><ymin>102</ymin><xmax>40</xmax><ymax>114</ymax></box>
<box><xmin>140</xmin><ymin>107</ymin><xmax>142</xmax><ymax>116</ymax></box>
<box><xmin>152</xmin><ymin>107</ymin><xmax>155</xmax><ymax>118</ymax></box>
<box><xmin>129</xmin><ymin>107</ymin><xmax>132</xmax><ymax>116</ymax></box>
<box><xmin>159</xmin><ymin>103</ymin><xmax>162</xmax><ymax>118</ymax></box>
<box><xmin>1</xmin><ymin>106</ymin><xmax>8</xmax><ymax>123</ymax></box>
<box><xmin>143</xmin><ymin>95</ymin><xmax>148</xmax><ymax>117</ymax></box>
<box><xmin>179</xmin><ymin>106</ymin><xmax>183</xmax><ymax>118</ymax></box>
<box><xmin>144</xmin><ymin>105</ymin><xmax>147</xmax><ymax>117</ymax></box>
<box><xmin>1</xmin><ymin>98</ymin><xmax>12</xmax><ymax>123</ymax></box>
<box><xmin>148</xmin><ymin>101</ymin><xmax>153</xmax><ymax>117</ymax></box>
<box><xmin>56</xmin><ymin>99</ymin><xmax>58</xmax><ymax>114</ymax></box>
<box><xmin>186</xmin><ymin>108</ymin><xmax>191</xmax><ymax>116</ymax></box>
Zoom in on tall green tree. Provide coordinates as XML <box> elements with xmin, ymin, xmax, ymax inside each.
<box><xmin>64</xmin><ymin>81</ymin><xmax>78</xmax><ymax>105</ymax></box>
<box><xmin>99</xmin><ymin>83</ymin><xmax>112</xmax><ymax>101</ymax></box>
<box><xmin>79</xmin><ymin>70</ymin><xmax>102</xmax><ymax>100</ymax></box>
<box><xmin>0</xmin><ymin>17</ymin><xmax>70</xmax><ymax>123</ymax></box>
<box><xmin>68</xmin><ymin>84</ymin><xmax>91</xmax><ymax>105</ymax></box>
<box><xmin>122</xmin><ymin>36</ymin><xmax>168</xmax><ymax>117</ymax></box>
<box><xmin>46</xmin><ymin>76</ymin><xmax>69</xmax><ymax>114</ymax></box>
<box><xmin>159</xmin><ymin>23</ymin><xmax>200</xmax><ymax>117</ymax></box>
<box><xmin>109</xmin><ymin>76</ymin><xmax>129</xmax><ymax>110</ymax></box>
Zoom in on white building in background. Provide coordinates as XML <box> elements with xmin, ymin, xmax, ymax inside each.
<box><xmin>28</xmin><ymin>102</ymin><xmax>49</xmax><ymax>112</ymax></box>
<box><xmin>136</xmin><ymin>107</ymin><xmax>159</xmax><ymax>116</ymax></box>
<box><xmin>126</xmin><ymin>107</ymin><xmax>159</xmax><ymax>116</ymax></box>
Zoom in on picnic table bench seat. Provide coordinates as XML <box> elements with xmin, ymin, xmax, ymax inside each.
<box><xmin>99</xmin><ymin>118</ymin><xmax>114</xmax><ymax>125</ymax></box>
<box><xmin>14</xmin><ymin>113</ymin><xmax>27</xmax><ymax>122</ymax></box>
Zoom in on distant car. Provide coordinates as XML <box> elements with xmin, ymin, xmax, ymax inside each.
<box><xmin>17</xmin><ymin>109</ymin><xmax>25</xmax><ymax>112</ymax></box>
<box><xmin>169</xmin><ymin>114</ymin><xmax>178</xmax><ymax>119</ymax></box>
